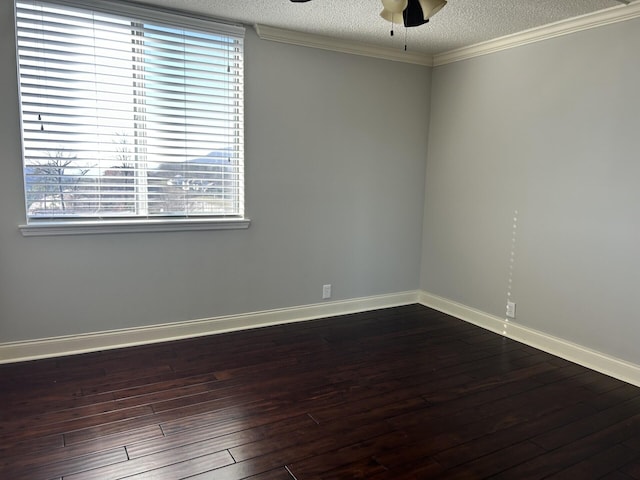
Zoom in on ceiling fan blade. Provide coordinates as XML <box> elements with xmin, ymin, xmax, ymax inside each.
<box><xmin>403</xmin><ymin>0</ymin><xmax>429</xmax><ymax>27</ymax></box>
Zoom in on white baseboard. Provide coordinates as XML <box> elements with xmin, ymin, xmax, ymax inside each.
<box><xmin>5</xmin><ymin>289</ymin><xmax>639</xmax><ymax>388</ymax></box>
<box><xmin>0</xmin><ymin>291</ymin><xmax>420</xmax><ymax>364</ymax></box>
<box><xmin>418</xmin><ymin>291</ymin><xmax>640</xmax><ymax>388</ymax></box>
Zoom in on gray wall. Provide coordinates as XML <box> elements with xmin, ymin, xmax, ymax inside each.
<box><xmin>5</xmin><ymin>0</ymin><xmax>639</xmax><ymax>371</ymax></box>
<box><xmin>421</xmin><ymin>18</ymin><xmax>640</xmax><ymax>363</ymax></box>
<box><xmin>0</xmin><ymin>0</ymin><xmax>430</xmax><ymax>342</ymax></box>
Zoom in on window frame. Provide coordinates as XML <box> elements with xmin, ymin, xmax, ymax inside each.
<box><xmin>15</xmin><ymin>0</ymin><xmax>250</xmax><ymax>236</ymax></box>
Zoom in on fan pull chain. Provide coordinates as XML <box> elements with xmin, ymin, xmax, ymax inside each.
<box><xmin>405</xmin><ymin>24</ymin><xmax>408</xmax><ymax>50</ymax></box>
<box><xmin>390</xmin><ymin>11</ymin><xmax>400</xmax><ymax>36</ymax></box>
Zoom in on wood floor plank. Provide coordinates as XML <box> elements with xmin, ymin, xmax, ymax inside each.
<box><xmin>621</xmin><ymin>460</ymin><xmax>640</xmax><ymax>479</ymax></box>
<box><xmin>63</xmin><ymin>441</ymin><xmax>233</xmax><ymax>480</ymax></box>
<box><xmin>370</xmin><ymin>385</ymin><xmax>583</xmax><ymax>474</ymax></box>
<box><xmin>433</xmin><ymin>440</ymin><xmax>546</xmax><ymax>479</ymax></box>
<box><xmin>245</xmin><ymin>468</ymin><xmax>295</xmax><ymax>480</ymax></box>
<box><xmin>624</xmin><ymin>434</ymin><xmax>640</xmax><ymax>452</ymax></box>
<box><xmin>0</xmin><ymin>390</ymin><xmax>116</xmax><ymax>422</ymax></box>
<box><xmin>229</xmin><ymin>415</ymin><xmax>395</xmax><ymax>464</ymax></box>
<box><xmin>367</xmin><ymin>458</ymin><xmax>444</xmax><ymax>480</ymax></box>
<box><xmin>531</xmin><ymin>396</ymin><xmax>640</xmax><ymax>451</ymax></box>
<box><xmin>189</xmin><ymin>423</ymin><xmax>401</xmax><ymax>479</ymax></box>
<box><xmin>600</xmin><ymin>471</ymin><xmax>636</xmax><ymax>480</ymax></box>
<box><xmin>129</xmin><ymin>414</ymin><xmax>315</xmax><ymax>460</ymax></box>
<box><xmin>493</xmin><ymin>414</ymin><xmax>640</xmax><ymax>479</ymax></box>
<box><xmin>0</xmin><ymin>433</ymin><xmax>64</xmax><ymax>461</ymax></box>
<box><xmin>80</xmin><ymin>370</ymin><xmax>181</xmax><ymax>397</ymax></box>
<box><xmin>0</xmin><ymin>447</ymin><xmax>128</xmax><ymax>480</ymax></box>
<box><xmin>114</xmin><ymin>450</ymin><xmax>235</xmax><ymax>480</ymax></box>
<box><xmin>431</xmin><ymin>402</ymin><xmax>597</xmax><ymax>470</ymax></box>
<box><xmin>544</xmin><ymin>444</ymin><xmax>640</xmax><ymax>479</ymax></box>
<box><xmin>0</xmin><ymin>404</ymin><xmax>155</xmax><ymax>448</ymax></box>
<box><xmin>312</xmin><ymin>457</ymin><xmax>389</xmax><ymax>480</ymax></box>
<box><xmin>2</xmin><ymin>398</ymin><xmax>145</xmax><ymax>434</ymax></box>
<box><xmin>0</xmin><ymin>425</ymin><xmax>163</xmax><ymax>473</ymax></box>
<box><xmin>62</xmin><ymin>412</ymin><xmax>164</xmax><ymax>445</ymax></box>
<box><xmin>287</xmin><ymin>431</ymin><xmax>409</xmax><ymax>479</ymax></box>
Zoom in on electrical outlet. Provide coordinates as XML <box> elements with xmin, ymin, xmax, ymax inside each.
<box><xmin>322</xmin><ymin>284</ymin><xmax>332</xmax><ymax>300</ymax></box>
<box><xmin>506</xmin><ymin>301</ymin><xmax>516</xmax><ymax>319</ymax></box>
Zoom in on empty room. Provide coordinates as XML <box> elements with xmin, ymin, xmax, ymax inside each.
<box><xmin>1</xmin><ymin>0</ymin><xmax>640</xmax><ymax>478</ymax></box>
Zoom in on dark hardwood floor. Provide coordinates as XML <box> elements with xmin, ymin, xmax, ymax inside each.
<box><xmin>2</xmin><ymin>304</ymin><xmax>640</xmax><ymax>479</ymax></box>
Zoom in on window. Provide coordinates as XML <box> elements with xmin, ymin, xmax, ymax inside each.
<box><xmin>15</xmin><ymin>0</ymin><xmax>247</xmax><ymax>234</ymax></box>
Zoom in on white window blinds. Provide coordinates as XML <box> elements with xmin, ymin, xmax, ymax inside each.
<box><xmin>16</xmin><ymin>0</ymin><xmax>245</xmax><ymax>220</ymax></box>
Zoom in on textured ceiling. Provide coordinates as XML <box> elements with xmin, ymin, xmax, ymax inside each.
<box><xmin>131</xmin><ymin>0</ymin><xmax>632</xmax><ymax>55</ymax></box>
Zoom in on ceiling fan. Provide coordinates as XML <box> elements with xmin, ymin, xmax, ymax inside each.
<box><xmin>289</xmin><ymin>0</ymin><xmax>448</xmax><ymax>29</ymax></box>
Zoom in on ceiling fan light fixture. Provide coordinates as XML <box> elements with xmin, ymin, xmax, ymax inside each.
<box><xmin>380</xmin><ymin>8</ymin><xmax>405</xmax><ymax>24</ymax></box>
<box><xmin>381</xmin><ymin>0</ymin><xmax>408</xmax><ymax>14</ymax></box>
<box><xmin>418</xmin><ymin>0</ymin><xmax>447</xmax><ymax>19</ymax></box>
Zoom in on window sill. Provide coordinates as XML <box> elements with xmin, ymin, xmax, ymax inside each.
<box><xmin>19</xmin><ymin>217</ymin><xmax>251</xmax><ymax>237</ymax></box>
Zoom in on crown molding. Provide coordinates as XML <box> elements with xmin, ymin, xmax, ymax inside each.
<box><xmin>254</xmin><ymin>24</ymin><xmax>433</xmax><ymax>66</ymax></box>
<box><xmin>434</xmin><ymin>2</ymin><xmax>640</xmax><ymax>66</ymax></box>
<box><xmin>256</xmin><ymin>2</ymin><xmax>640</xmax><ymax>68</ymax></box>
